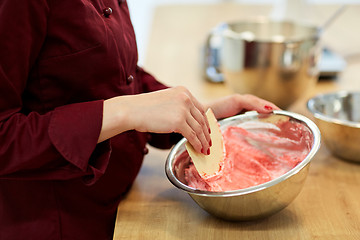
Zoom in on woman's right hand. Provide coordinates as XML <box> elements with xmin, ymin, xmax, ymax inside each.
<box><xmin>99</xmin><ymin>86</ymin><xmax>211</xmax><ymax>155</ymax></box>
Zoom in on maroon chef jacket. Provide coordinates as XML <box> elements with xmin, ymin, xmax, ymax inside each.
<box><xmin>0</xmin><ymin>1</ymin><xmax>176</xmax><ymax>239</ymax></box>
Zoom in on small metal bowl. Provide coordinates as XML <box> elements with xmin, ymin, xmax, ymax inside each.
<box><xmin>307</xmin><ymin>91</ymin><xmax>360</xmax><ymax>162</ymax></box>
<box><xmin>165</xmin><ymin>110</ymin><xmax>320</xmax><ymax>221</ymax></box>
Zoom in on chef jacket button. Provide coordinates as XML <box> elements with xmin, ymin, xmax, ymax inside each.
<box><xmin>143</xmin><ymin>147</ymin><xmax>149</xmax><ymax>155</ymax></box>
<box><xmin>127</xmin><ymin>75</ymin><xmax>134</xmax><ymax>84</ymax></box>
<box><xmin>103</xmin><ymin>7</ymin><xmax>113</xmax><ymax>17</ymax></box>
<box><xmin>147</xmin><ymin>134</ymin><xmax>152</xmax><ymax>141</ymax></box>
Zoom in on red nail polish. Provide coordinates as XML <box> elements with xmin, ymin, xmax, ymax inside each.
<box><xmin>201</xmin><ymin>148</ymin><xmax>204</xmax><ymax>154</ymax></box>
<box><xmin>208</xmin><ymin>128</ymin><xmax>211</xmax><ymax>134</ymax></box>
<box><xmin>209</xmin><ymin>139</ymin><xmax>212</xmax><ymax>147</ymax></box>
<box><xmin>207</xmin><ymin>148</ymin><xmax>210</xmax><ymax>155</ymax></box>
<box><xmin>264</xmin><ymin>105</ymin><xmax>273</xmax><ymax>111</ymax></box>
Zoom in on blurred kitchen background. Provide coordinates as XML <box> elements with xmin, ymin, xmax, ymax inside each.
<box><xmin>128</xmin><ymin>0</ymin><xmax>360</xmax><ymax>67</ymax></box>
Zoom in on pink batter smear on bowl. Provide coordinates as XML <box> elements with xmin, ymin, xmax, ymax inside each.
<box><xmin>174</xmin><ymin>119</ymin><xmax>313</xmax><ymax>192</ymax></box>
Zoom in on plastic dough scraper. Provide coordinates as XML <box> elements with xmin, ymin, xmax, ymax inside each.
<box><xmin>185</xmin><ymin>108</ymin><xmax>225</xmax><ymax>179</ymax></box>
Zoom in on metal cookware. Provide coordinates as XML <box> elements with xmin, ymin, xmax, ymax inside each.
<box><xmin>307</xmin><ymin>91</ymin><xmax>360</xmax><ymax>162</ymax></box>
<box><xmin>165</xmin><ymin>110</ymin><xmax>321</xmax><ymax>221</ymax></box>
<box><xmin>203</xmin><ymin>19</ymin><xmax>321</xmax><ymax>109</ymax></box>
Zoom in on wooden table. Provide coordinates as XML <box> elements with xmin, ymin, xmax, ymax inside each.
<box><xmin>114</xmin><ymin>4</ymin><xmax>360</xmax><ymax>239</ymax></box>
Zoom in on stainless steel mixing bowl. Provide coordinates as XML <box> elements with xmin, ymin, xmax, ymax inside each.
<box><xmin>165</xmin><ymin>110</ymin><xmax>321</xmax><ymax>221</ymax></box>
<box><xmin>307</xmin><ymin>91</ymin><xmax>360</xmax><ymax>162</ymax></box>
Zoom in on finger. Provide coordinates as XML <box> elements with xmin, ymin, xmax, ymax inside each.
<box><xmin>186</xmin><ymin>112</ymin><xmax>210</xmax><ymax>155</ymax></box>
<box><xmin>190</xmin><ymin>105</ymin><xmax>211</xmax><ymax>145</ymax></box>
<box><xmin>180</xmin><ymin>120</ymin><xmax>205</xmax><ymax>154</ymax></box>
<box><xmin>185</xmin><ymin>91</ymin><xmax>211</xmax><ymax>135</ymax></box>
<box><xmin>237</xmin><ymin>94</ymin><xmax>280</xmax><ymax>113</ymax></box>
<box><xmin>174</xmin><ymin>86</ymin><xmax>211</xmax><ymax>154</ymax></box>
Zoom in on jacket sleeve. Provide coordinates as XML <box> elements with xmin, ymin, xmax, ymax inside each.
<box><xmin>136</xmin><ymin>66</ymin><xmax>169</xmax><ymax>93</ymax></box>
<box><xmin>0</xmin><ymin>0</ymin><xmax>110</xmax><ymax>184</ymax></box>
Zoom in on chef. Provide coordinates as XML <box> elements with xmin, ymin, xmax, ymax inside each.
<box><xmin>0</xmin><ymin>0</ymin><xmax>277</xmax><ymax>239</ymax></box>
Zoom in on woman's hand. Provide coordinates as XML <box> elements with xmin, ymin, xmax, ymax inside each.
<box><xmin>205</xmin><ymin>94</ymin><xmax>280</xmax><ymax>120</ymax></box>
<box><xmin>99</xmin><ymin>89</ymin><xmax>279</xmax><ymax>154</ymax></box>
<box><xmin>99</xmin><ymin>86</ymin><xmax>211</xmax><ymax>154</ymax></box>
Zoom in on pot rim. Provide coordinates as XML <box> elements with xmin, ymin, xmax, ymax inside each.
<box><xmin>221</xmin><ymin>18</ymin><xmax>320</xmax><ymax>43</ymax></box>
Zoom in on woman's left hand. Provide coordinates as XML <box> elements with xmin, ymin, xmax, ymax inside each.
<box><xmin>205</xmin><ymin>94</ymin><xmax>280</xmax><ymax>120</ymax></box>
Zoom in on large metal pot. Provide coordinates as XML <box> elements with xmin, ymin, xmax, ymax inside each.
<box><xmin>204</xmin><ymin>19</ymin><xmax>321</xmax><ymax>109</ymax></box>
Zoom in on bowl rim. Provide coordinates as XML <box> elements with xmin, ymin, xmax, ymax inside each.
<box><xmin>165</xmin><ymin>110</ymin><xmax>321</xmax><ymax>197</ymax></box>
<box><xmin>307</xmin><ymin>90</ymin><xmax>360</xmax><ymax>128</ymax></box>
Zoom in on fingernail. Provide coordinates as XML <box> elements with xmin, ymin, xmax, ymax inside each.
<box><xmin>208</xmin><ymin>128</ymin><xmax>211</xmax><ymax>134</ymax></box>
<box><xmin>209</xmin><ymin>139</ymin><xmax>212</xmax><ymax>147</ymax></box>
<box><xmin>201</xmin><ymin>148</ymin><xmax>204</xmax><ymax>154</ymax></box>
<box><xmin>207</xmin><ymin>148</ymin><xmax>210</xmax><ymax>155</ymax></box>
<box><xmin>264</xmin><ymin>105</ymin><xmax>273</xmax><ymax>111</ymax></box>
